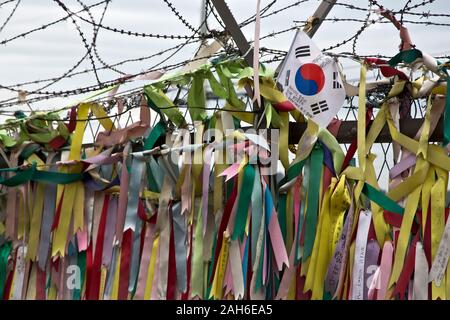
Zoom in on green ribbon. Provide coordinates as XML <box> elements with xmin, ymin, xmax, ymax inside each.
<box><xmin>0</xmin><ymin>242</ymin><xmax>11</xmax><ymax>298</ymax></box>
<box><xmin>302</xmin><ymin>143</ymin><xmax>323</xmax><ymax>262</ymax></box>
<box><xmin>443</xmin><ymin>77</ymin><xmax>450</xmax><ymax>147</ymax></box>
<box><xmin>255</xmin><ymin>225</ymin><xmax>265</xmax><ymax>292</ymax></box>
<box><xmin>143</xmin><ymin>121</ymin><xmax>166</xmax><ymax>151</ymax></box>
<box><xmin>296</xmin><ymin>158</ymin><xmax>310</xmax><ymax>264</ymax></box>
<box><xmin>15</xmin><ymin>114</ymin><xmax>69</xmax><ymax>148</ymax></box>
<box><xmin>279</xmin><ymin>158</ymin><xmax>306</xmax><ymax>187</ymax></box>
<box><xmin>205</xmin><ymin>69</ymin><xmax>228</xmax><ymax>99</ymax></box>
<box><xmin>362</xmin><ymin>183</ymin><xmax>404</xmax><ymax>215</ymax></box>
<box><xmin>277</xmin><ymin>193</ymin><xmax>287</xmax><ymax>243</ymax></box>
<box><xmin>0</xmin><ymin>131</ymin><xmax>17</xmax><ymax>148</ymax></box>
<box><xmin>388</xmin><ymin>49</ymin><xmax>423</xmax><ymax>67</ymax></box>
<box><xmin>206</xmin><ymin>232</ymin><xmax>218</xmax><ymax>299</ymax></box>
<box><xmin>144</xmin><ymin>87</ymin><xmax>186</xmax><ymax>127</ymax></box>
<box><xmin>144</xmin><ymin>122</ymin><xmax>166</xmax><ymax>192</ymax></box>
<box><xmin>73</xmin><ymin>250</ymin><xmax>86</xmax><ymax>300</ymax></box>
<box><xmin>1</xmin><ymin>163</ymin><xmax>36</xmax><ymax>186</ymax></box>
<box><xmin>20</xmin><ymin>144</ymin><xmax>41</xmax><ymax>160</ymax></box>
<box><xmin>187</xmin><ymin>73</ymin><xmax>207</xmax><ymax>121</ymax></box>
<box><xmin>232</xmin><ymin>164</ymin><xmax>255</xmax><ymax>241</ymax></box>
<box><xmin>216</xmin><ymin>64</ymin><xmax>244</xmax><ymax>109</ymax></box>
<box><xmin>318</xmin><ymin>132</ymin><xmax>344</xmax><ymax>175</ymax></box>
<box><xmin>251</xmin><ymin>168</ymin><xmax>263</xmax><ymax>266</ymax></box>
<box><xmin>33</xmin><ymin>169</ymin><xmax>83</xmax><ymax>185</ymax></box>
<box><xmin>0</xmin><ymin>162</ymin><xmax>83</xmax><ymax>187</ymax></box>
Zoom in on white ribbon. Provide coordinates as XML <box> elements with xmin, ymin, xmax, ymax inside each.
<box><xmin>351</xmin><ymin>210</ymin><xmax>372</xmax><ymax>300</ymax></box>
<box><xmin>413</xmin><ymin>242</ymin><xmax>428</xmax><ymax>300</ymax></box>
<box><xmin>428</xmin><ymin>214</ymin><xmax>450</xmax><ymax>287</ymax></box>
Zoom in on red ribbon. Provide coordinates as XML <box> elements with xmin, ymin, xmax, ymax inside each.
<box><xmin>36</xmin><ymin>265</ymin><xmax>46</xmax><ymax>300</ymax></box>
<box><xmin>87</xmin><ymin>195</ymin><xmax>110</xmax><ymax>300</ymax></box>
<box><xmin>48</xmin><ymin>136</ymin><xmax>67</xmax><ymax>150</ymax></box>
<box><xmin>118</xmin><ymin>229</ymin><xmax>132</xmax><ymax>300</ymax></box>
<box><xmin>322</xmin><ymin>165</ymin><xmax>333</xmax><ymax>202</ymax></box>
<box><xmin>274</xmin><ymin>101</ymin><xmax>296</xmax><ymax>112</ymax></box>
<box><xmin>341</xmin><ymin>107</ymin><xmax>373</xmax><ymax>171</ymax></box>
<box><xmin>51</xmin><ymin>189</ymin><xmax>65</xmax><ymax>231</ymax></box>
<box><xmin>365</xmin><ymin>58</ymin><xmax>408</xmax><ymax>80</ymax></box>
<box><xmin>393</xmin><ymin>232</ymin><xmax>420</xmax><ymax>299</ymax></box>
<box><xmin>166</xmin><ymin>211</ymin><xmax>176</xmax><ymax>300</ymax></box>
<box><xmin>181</xmin><ymin>224</ymin><xmax>193</xmax><ymax>300</ymax></box>
<box><xmin>384</xmin><ymin>210</ymin><xmax>420</xmax><ymax>234</ymax></box>
<box><xmin>295</xmin><ymin>264</ymin><xmax>311</xmax><ymax>300</ymax></box>
<box><xmin>2</xmin><ymin>250</ymin><xmax>16</xmax><ymax>300</ymax></box>
<box><xmin>84</xmin><ymin>241</ymin><xmax>93</xmax><ymax>300</ymax></box>
<box><xmin>66</xmin><ymin>106</ymin><xmax>77</xmax><ymax>133</ymax></box>
<box><xmin>210</xmin><ymin>178</ymin><xmax>238</xmax><ymax>285</ymax></box>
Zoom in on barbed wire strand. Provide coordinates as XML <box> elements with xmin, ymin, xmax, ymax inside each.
<box><xmin>1</xmin><ymin>0</ymin><xmax>449</xmax><ymax>110</ymax></box>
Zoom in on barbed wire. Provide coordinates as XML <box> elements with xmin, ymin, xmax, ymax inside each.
<box><xmin>0</xmin><ymin>0</ymin><xmax>216</xmax><ymax>105</ymax></box>
<box><xmin>400</xmin><ymin>0</ymin><xmax>414</xmax><ymax>25</ymax></box>
<box><xmin>352</xmin><ymin>1</ymin><xmax>373</xmax><ymax>55</ymax></box>
<box><xmin>0</xmin><ymin>38</ymin><xmax>202</xmax><ymax>94</ymax></box>
<box><xmin>53</xmin><ymin>0</ymin><xmax>101</xmax><ymax>84</ymax></box>
<box><xmin>0</xmin><ymin>0</ymin><xmax>20</xmax><ymax>33</ymax></box>
<box><xmin>76</xmin><ymin>0</ymin><xmax>127</xmax><ymax>76</ymax></box>
<box><xmin>206</xmin><ymin>0</ymin><xmax>226</xmax><ymax>30</ymax></box>
<box><xmin>294</xmin><ymin>17</ymin><xmax>450</xmax><ymax>26</ymax></box>
<box><xmin>0</xmin><ymin>0</ymin><xmax>15</xmax><ymax>7</ymax></box>
<box><xmin>162</xmin><ymin>0</ymin><xmax>200</xmax><ymax>35</ymax></box>
<box><xmin>402</xmin><ymin>11</ymin><xmax>450</xmax><ymax>18</ymax></box>
<box><xmin>0</xmin><ymin>45</ymin><xmax>228</xmax><ymax>108</ymax></box>
<box><xmin>0</xmin><ymin>0</ymin><xmax>449</xmax><ymax>111</ymax></box>
<box><xmin>68</xmin><ymin>6</ymin><xmax>206</xmax><ymax>40</ymax></box>
<box><xmin>0</xmin><ymin>0</ymin><xmax>109</xmax><ymax>46</ymax></box>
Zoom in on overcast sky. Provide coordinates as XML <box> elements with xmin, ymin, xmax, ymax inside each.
<box><xmin>0</xmin><ymin>0</ymin><xmax>448</xmax><ymax>112</ymax></box>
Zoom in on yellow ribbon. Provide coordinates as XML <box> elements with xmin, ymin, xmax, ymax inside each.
<box><xmin>431</xmin><ymin>166</ymin><xmax>447</xmax><ymax>300</ymax></box>
<box><xmin>53</xmin><ymin>102</ymin><xmax>105</xmax><ymax>257</ymax></box>
<box><xmin>214</xmin><ymin>114</ymin><xmax>225</xmax><ymax>216</ymax></box>
<box><xmin>210</xmin><ymin>231</ymin><xmax>230</xmax><ymax>299</ymax></box>
<box><xmin>357</xmin><ymin>63</ymin><xmax>367</xmax><ymax>174</ymax></box>
<box><xmin>90</xmin><ymin>103</ymin><xmax>115</xmax><ymax>132</ymax></box>
<box><xmin>365</xmin><ymin>154</ymin><xmax>390</xmax><ymax>245</ymax></box>
<box><xmin>144</xmin><ymin>235</ymin><xmax>159</xmax><ymax>300</ymax></box>
<box><xmin>330</xmin><ymin>175</ymin><xmax>350</xmax><ymax>254</ymax></box>
<box><xmin>387</xmin><ymin>93</ymin><xmax>434</xmax><ymax>288</ymax></box>
<box><xmin>111</xmin><ymin>246</ymin><xmax>121</xmax><ymax>300</ymax></box>
<box><xmin>280</xmin><ymin>112</ymin><xmax>289</xmax><ymax>170</ymax></box>
<box><xmin>304</xmin><ymin>178</ymin><xmax>337</xmax><ymax>299</ymax></box>
<box><xmin>26</xmin><ymin>183</ymin><xmax>45</xmax><ymax>261</ymax></box>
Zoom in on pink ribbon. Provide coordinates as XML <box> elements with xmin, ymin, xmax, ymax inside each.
<box><xmin>376</xmin><ymin>241</ymin><xmax>393</xmax><ymax>300</ymax></box>
<box><xmin>96</xmin><ymin>96</ymin><xmax>151</xmax><ymax>147</ymax></box>
<box><xmin>389</xmin><ymin>153</ymin><xmax>416</xmax><ymax>179</ymax></box>
<box><xmin>252</xmin><ymin>0</ymin><xmax>261</xmax><ymax>108</ymax></box>
<box><xmin>115</xmin><ymin>143</ymin><xmax>131</xmax><ymax>245</ymax></box>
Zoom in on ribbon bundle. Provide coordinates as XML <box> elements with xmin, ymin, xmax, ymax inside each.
<box><xmin>0</xmin><ymin>47</ymin><xmax>449</xmax><ymax>300</ymax></box>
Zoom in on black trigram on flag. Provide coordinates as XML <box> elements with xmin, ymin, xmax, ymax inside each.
<box><xmin>311</xmin><ymin>100</ymin><xmax>329</xmax><ymax>115</ymax></box>
<box><xmin>332</xmin><ymin>72</ymin><xmax>342</xmax><ymax>89</ymax></box>
<box><xmin>295</xmin><ymin>45</ymin><xmax>310</xmax><ymax>58</ymax></box>
<box><xmin>285</xmin><ymin>70</ymin><xmax>290</xmax><ymax>86</ymax></box>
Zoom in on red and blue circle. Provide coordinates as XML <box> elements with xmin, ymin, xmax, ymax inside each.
<box><xmin>294</xmin><ymin>63</ymin><xmax>325</xmax><ymax>96</ymax></box>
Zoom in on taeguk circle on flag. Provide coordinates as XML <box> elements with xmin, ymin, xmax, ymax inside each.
<box><xmin>294</xmin><ymin>63</ymin><xmax>325</xmax><ymax>96</ymax></box>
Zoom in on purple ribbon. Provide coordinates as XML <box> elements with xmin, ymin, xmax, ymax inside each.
<box><xmin>102</xmin><ymin>196</ymin><xmax>118</xmax><ymax>267</ymax></box>
<box><xmin>84</xmin><ymin>174</ymin><xmax>120</xmax><ymax>191</ymax></box>
<box><xmin>322</xmin><ymin>142</ymin><xmax>336</xmax><ymax>176</ymax></box>
<box><xmin>363</xmin><ymin>239</ymin><xmax>380</xmax><ymax>300</ymax></box>
<box><xmin>324</xmin><ymin>213</ymin><xmax>350</xmax><ymax>295</ymax></box>
<box><xmin>389</xmin><ymin>153</ymin><xmax>416</xmax><ymax>179</ymax></box>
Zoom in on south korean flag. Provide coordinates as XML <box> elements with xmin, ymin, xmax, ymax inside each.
<box><xmin>277</xmin><ymin>30</ymin><xmax>346</xmax><ymax>128</ymax></box>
